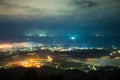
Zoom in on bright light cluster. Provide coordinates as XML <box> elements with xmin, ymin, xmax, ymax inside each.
<box><xmin>7</xmin><ymin>56</ymin><xmax>54</xmax><ymax>68</ymax></box>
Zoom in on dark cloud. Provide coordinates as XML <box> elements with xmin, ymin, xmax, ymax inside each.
<box><xmin>0</xmin><ymin>0</ymin><xmax>13</xmax><ymax>8</ymax></box>
<box><xmin>0</xmin><ymin>0</ymin><xmax>120</xmax><ymax>38</ymax></box>
<box><xmin>0</xmin><ymin>0</ymin><xmax>8</xmax><ymax>5</ymax></box>
<box><xmin>74</xmin><ymin>0</ymin><xmax>99</xmax><ymax>8</ymax></box>
<box><xmin>0</xmin><ymin>0</ymin><xmax>42</xmax><ymax>16</ymax></box>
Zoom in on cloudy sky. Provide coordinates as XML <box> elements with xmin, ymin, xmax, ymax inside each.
<box><xmin>0</xmin><ymin>0</ymin><xmax>120</xmax><ymax>38</ymax></box>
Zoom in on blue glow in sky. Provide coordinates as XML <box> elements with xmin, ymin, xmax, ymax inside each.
<box><xmin>0</xmin><ymin>0</ymin><xmax>120</xmax><ymax>47</ymax></box>
<box><xmin>70</xmin><ymin>36</ymin><xmax>76</xmax><ymax>40</ymax></box>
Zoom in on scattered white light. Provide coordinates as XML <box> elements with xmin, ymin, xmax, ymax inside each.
<box><xmin>38</xmin><ymin>34</ymin><xmax>47</xmax><ymax>37</ymax></box>
<box><xmin>95</xmin><ymin>34</ymin><xmax>100</xmax><ymax>37</ymax></box>
<box><xmin>118</xmin><ymin>50</ymin><xmax>120</xmax><ymax>53</ymax></box>
<box><xmin>70</xmin><ymin>36</ymin><xmax>76</xmax><ymax>40</ymax></box>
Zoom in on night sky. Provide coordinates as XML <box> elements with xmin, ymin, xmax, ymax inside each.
<box><xmin>0</xmin><ymin>0</ymin><xmax>120</xmax><ymax>47</ymax></box>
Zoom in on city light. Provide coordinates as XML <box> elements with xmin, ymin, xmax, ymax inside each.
<box><xmin>0</xmin><ymin>44</ymin><xmax>12</xmax><ymax>49</ymax></box>
<box><xmin>47</xmin><ymin>56</ymin><xmax>53</xmax><ymax>62</ymax></box>
<box><xmin>38</xmin><ymin>34</ymin><xmax>47</xmax><ymax>37</ymax></box>
<box><xmin>70</xmin><ymin>36</ymin><xmax>76</xmax><ymax>40</ymax></box>
<box><xmin>6</xmin><ymin>55</ymin><xmax>54</xmax><ymax>68</ymax></box>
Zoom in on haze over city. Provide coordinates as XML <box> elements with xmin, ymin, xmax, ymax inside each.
<box><xmin>0</xmin><ymin>0</ymin><xmax>120</xmax><ymax>47</ymax></box>
<box><xmin>0</xmin><ymin>0</ymin><xmax>120</xmax><ymax>80</ymax></box>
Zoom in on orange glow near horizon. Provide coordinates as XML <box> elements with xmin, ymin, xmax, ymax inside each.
<box><xmin>7</xmin><ymin>56</ymin><xmax>54</xmax><ymax>68</ymax></box>
<box><xmin>0</xmin><ymin>42</ymin><xmax>29</xmax><ymax>49</ymax></box>
<box><xmin>0</xmin><ymin>44</ymin><xmax>12</xmax><ymax>49</ymax></box>
<box><xmin>8</xmin><ymin>59</ymin><xmax>41</xmax><ymax>68</ymax></box>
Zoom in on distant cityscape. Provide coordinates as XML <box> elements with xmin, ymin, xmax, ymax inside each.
<box><xmin>0</xmin><ymin>42</ymin><xmax>120</xmax><ymax>71</ymax></box>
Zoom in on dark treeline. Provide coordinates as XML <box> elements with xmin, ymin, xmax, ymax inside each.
<box><xmin>0</xmin><ymin>66</ymin><xmax>120</xmax><ymax>80</ymax></box>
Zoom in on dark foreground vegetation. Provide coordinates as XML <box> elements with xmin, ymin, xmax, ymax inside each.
<box><xmin>0</xmin><ymin>66</ymin><xmax>120</xmax><ymax>80</ymax></box>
